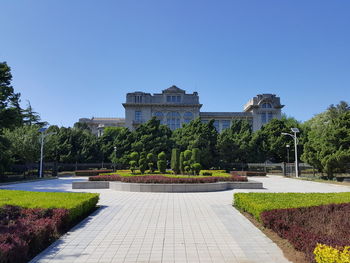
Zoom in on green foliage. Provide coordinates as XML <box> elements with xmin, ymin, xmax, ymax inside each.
<box><xmin>139</xmin><ymin>152</ymin><xmax>148</xmax><ymax>174</ymax></box>
<box><xmin>192</xmin><ymin>163</ymin><xmax>202</xmax><ymax>175</ymax></box>
<box><xmin>314</xmin><ymin>244</ymin><xmax>350</xmax><ymax>263</ymax></box>
<box><xmin>171</xmin><ymin>148</ymin><xmax>180</xmax><ymax>174</ymax></box>
<box><xmin>234</xmin><ymin>192</ymin><xmax>350</xmax><ymax>221</ymax></box>
<box><xmin>184</xmin><ymin>149</ymin><xmax>192</xmax><ymax>160</ymax></box>
<box><xmin>302</xmin><ymin>104</ymin><xmax>350</xmax><ymax>179</ymax></box>
<box><xmin>131</xmin><ymin>117</ymin><xmax>173</xmax><ymax>157</ymax></box>
<box><xmin>147</xmin><ymin>153</ymin><xmax>156</xmax><ymax>172</ymax></box>
<box><xmin>0</xmin><ymin>190</ymin><xmax>99</xmax><ymax>222</ymax></box>
<box><xmin>129</xmin><ymin>160</ymin><xmax>138</xmax><ymax>173</ymax></box>
<box><xmin>179</xmin><ymin>152</ymin><xmax>184</xmax><ymax>174</ymax></box>
<box><xmin>172</xmin><ymin>118</ymin><xmax>218</xmax><ymax>168</ymax></box>
<box><xmin>191</xmin><ymin>148</ymin><xmax>200</xmax><ymax>164</ymax></box>
<box><xmin>157</xmin><ymin>151</ymin><xmax>166</xmax><ymax>173</ymax></box>
<box><xmin>217</xmin><ymin>120</ymin><xmax>253</xmax><ymax>168</ymax></box>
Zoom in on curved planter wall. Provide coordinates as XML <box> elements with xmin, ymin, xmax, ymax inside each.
<box><xmin>72</xmin><ymin>180</ymin><xmax>263</xmax><ymax>192</ymax></box>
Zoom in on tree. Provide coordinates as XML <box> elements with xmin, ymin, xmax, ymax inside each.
<box><xmin>172</xmin><ymin>118</ymin><xmax>218</xmax><ymax>168</ymax></box>
<box><xmin>3</xmin><ymin>125</ymin><xmax>41</xmax><ymax>165</ymax></box>
<box><xmin>179</xmin><ymin>152</ymin><xmax>184</xmax><ymax>174</ymax></box>
<box><xmin>217</xmin><ymin>120</ymin><xmax>253</xmax><ymax>168</ymax></box>
<box><xmin>22</xmin><ymin>101</ymin><xmax>47</xmax><ymax>127</ymax></box>
<box><xmin>0</xmin><ymin>62</ymin><xmax>23</xmax><ymax>130</ymax></box>
<box><xmin>129</xmin><ymin>152</ymin><xmax>139</xmax><ymax>173</ymax></box>
<box><xmin>171</xmin><ymin>148</ymin><xmax>180</xmax><ymax>174</ymax></box>
<box><xmin>157</xmin><ymin>151</ymin><xmax>166</xmax><ymax>173</ymax></box>
<box><xmin>131</xmin><ymin>118</ymin><xmax>173</xmax><ymax>157</ymax></box>
<box><xmin>139</xmin><ymin>152</ymin><xmax>148</xmax><ymax>174</ymax></box>
<box><xmin>147</xmin><ymin>153</ymin><xmax>156</xmax><ymax>173</ymax></box>
<box><xmin>191</xmin><ymin>148</ymin><xmax>200</xmax><ymax>164</ymax></box>
<box><xmin>302</xmin><ymin>103</ymin><xmax>350</xmax><ymax>179</ymax></box>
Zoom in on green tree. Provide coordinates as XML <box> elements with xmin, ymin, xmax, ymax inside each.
<box><xmin>179</xmin><ymin>152</ymin><xmax>184</xmax><ymax>174</ymax></box>
<box><xmin>172</xmin><ymin>118</ymin><xmax>218</xmax><ymax>168</ymax></box>
<box><xmin>0</xmin><ymin>62</ymin><xmax>23</xmax><ymax>130</ymax></box>
<box><xmin>129</xmin><ymin>151</ymin><xmax>139</xmax><ymax>173</ymax></box>
<box><xmin>147</xmin><ymin>153</ymin><xmax>156</xmax><ymax>172</ymax></box>
<box><xmin>191</xmin><ymin>148</ymin><xmax>200</xmax><ymax>164</ymax></box>
<box><xmin>302</xmin><ymin>103</ymin><xmax>350</xmax><ymax>179</ymax></box>
<box><xmin>171</xmin><ymin>148</ymin><xmax>180</xmax><ymax>174</ymax></box>
<box><xmin>139</xmin><ymin>152</ymin><xmax>148</xmax><ymax>174</ymax></box>
<box><xmin>217</xmin><ymin>120</ymin><xmax>253</xmax><ymax>168</ymax></box>
<box><xmin>131</xmin><ymin>118</ymin><xmax>173</xmax><ymax>157</ymax></box>
<box><xmin>157</xmin><ymin>151</ymin><xmax>166</xmax><ymax>173</ymax></box>
<box><xmin>22</xmin><ymin>101</ymin><xmax>47</xmax><ymax>127</ymax></box>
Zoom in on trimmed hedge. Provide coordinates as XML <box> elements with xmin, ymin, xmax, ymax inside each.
<box><xmin>89</xmin><ymin>174</ymin><xmax>247</xmax><ymax>183</ymax></box>
<box><xmin>261</xmin><ymin>203</ymin><xmax>350</xmax><ymax>262</ymax></box>
<box><xmin>314</xmin><ymin>244</ymin><xmax>350</xmax><ymax>263</ymax></box>
<box><xmin>234</xmin><ymin>192</ymin><xmax>350</xmax><ymax>221</ymax></box>
<box><xmin>0</xmin><ymin>205</ymin><xmax>69</xmax><ymax>263</ymax></box>
<box><xmin>75</xmin><ymin>170</ymin><xmax>113</xmax><ymax>176</ymax></box>
<box><xmin>0</xmin><ymin>190</ymin><xmax>99</xmax><ymax>223</ymax></box>
<box><xmin>231</xmin><ymin>171</ymin><xmax>266</xmax><ymax>176</ymax></box>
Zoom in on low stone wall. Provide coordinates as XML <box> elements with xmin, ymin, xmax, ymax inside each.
<box><xmin>72</xmin><ymin>181</ymin><xmax>109</xmax><ymax>189</ymax></box>
<box><xmin>72</xmin><ymin>180</ymin><xmax>263</xmax><ymax>192</ymax></box>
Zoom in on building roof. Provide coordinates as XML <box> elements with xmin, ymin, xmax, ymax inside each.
<box><xmin>200</xmin><ymin>112</ymin><xmax>253</xmax><ymax>118</ymax></box>
<box><xmin>162</xmin><ymin>85</ymin><xmax>185</xmax><ymax>94</ymax></box>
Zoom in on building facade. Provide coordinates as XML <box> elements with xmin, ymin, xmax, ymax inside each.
<box><xmin>80</xmin><ymin>85</ymin><xmax>284</xmax><ymax>135</ymax></box>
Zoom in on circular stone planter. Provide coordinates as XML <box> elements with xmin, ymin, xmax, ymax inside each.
<box><xmin>72</xmin><ymin>180</ymin><xmax>263</xmax><ymax>192</ymax></box>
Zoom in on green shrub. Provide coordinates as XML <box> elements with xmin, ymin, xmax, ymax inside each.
<box><xmin>191</xmin><ymin>148</ymin><xmax>200</xmax><ymax>164</ymax></box>
<box><xmin>139</xmin><ymin>152</ymin><xmax>148</xmax><ymax>174</ymax></box>
<box><xmin>184</xmin><ymin>150</ymin><xmax>192</xmax><ymax>160</ymax></box>
<box><xmin>192</xmin><ymin>163</ymin><xmax>202</xmax><ymax>175</ymax></box>
<box><xmin>179</xmin><ymin>152</ymin><xmax>184</xmax><ymax>174</ymax></box>
<box><xmin>147</xmin><ymin>153</ymin><xmax>155</xmax><ymax>172</ymax></box>
<box><xmin>201</xmin><ymin>172</ymin><xmax>212</xmax><ymax>176</ymax></box>
<box><xmin>314</xmin><ymin>244</ymin><xmax>350</xmax><ymax>263</ymax></box>
<box><xmin>0</xmin><ymin>190</ymin><xmax>99</xmax><ymax>223</ymax></box>
<box><xmin>129</xmin><ymin>160</ymin><xmax>138</xmax><ymax>173</ymax></box>
<box><xmin>171</xmin><ymin>148</ymin><xmax>180</xmax><ymax>174</ymax></box>
<box><xmin>157</xmin><ymin>152</ymin><xmax>166</xmax><ymax>173</ymax></box>
<box><xmin>234</xmin><ymin>192</ymin><xmax>350</xmax><ymax>221</ymax></box>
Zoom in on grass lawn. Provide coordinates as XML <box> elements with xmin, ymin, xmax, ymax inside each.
<box><xmin>234</xmin><ymin>192</ymin><xmax>350</xmax><ymax>221</ymax></box>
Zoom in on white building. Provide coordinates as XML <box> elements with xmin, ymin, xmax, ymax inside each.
<box><xmin>79</xmin><ymin>85</ymin><xmax>284</xmax><ymax>135</ymax></box>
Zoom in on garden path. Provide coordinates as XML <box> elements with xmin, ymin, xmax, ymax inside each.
<box><xmin>2</xmin><ymin>175</ymin><xmax>350</xmax><ymax>263</ymax></box>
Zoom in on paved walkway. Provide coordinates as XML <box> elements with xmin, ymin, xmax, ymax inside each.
<box><xmin>2</xmin><ymin>176</ymin><xmax>350</xmax><ymax>263</ymax></box>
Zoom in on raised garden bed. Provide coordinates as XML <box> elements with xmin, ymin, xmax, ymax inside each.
<box><xmin>0</xmin><ymin>190</ymin><xmax>99</xmax><ymax>263</ymax></box>
<box><xmin>234</xmin><ymin>192</ymin><xmax>350</xmax><ymax>262</ymax></box>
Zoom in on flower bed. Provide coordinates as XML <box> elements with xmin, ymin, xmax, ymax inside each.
<box><xmin>0</xmin><ymin>205</ymin><xmax>69</xmax><ymax>263</ymax></box>
<box><xmin>0</xmin><ymin>190</ymin><xmax>99</xmax><ymax>263</ymax></box>
<box><xmin>89</xmin><ymin>174</ymin><xmax>247</xmax><ymax>183</ymax></box>
<box><xmin>234</xmin><ymin>192</ymin><xmax>350</xmax><ymax>221</ymax></box>
<box><xmin>261</xmin><ymin>203</ymin><xmax>350</xmax><ymax>262</ymax></box>
<box><xmin>314</xmin><ymin>244</ymin><xmax>350</xmax><ymax>263</ymax></box>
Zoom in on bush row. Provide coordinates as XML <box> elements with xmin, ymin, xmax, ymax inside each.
<box><xmin>89</xmin><ymin>174</ymin><xmax>247</xmax><ymax>183</ymax></box>
<box><xmin>314</xmin><ymin>244</ymin><xmax>350</xmax><ymax>263</ymax></box>
<box><xmin>230</xmin><ymin>171</ymin><xmax>266</xmax><ymax>176</ymax></box>
<box><xmin>0</xmin><ymin>190</ymin><xmax>99</xmax><ymax>226</ymax></box>
<box><xmin>233</xmin><ymin>192</ymin><xmax>350</xmax><ymax>221</ymax></box>
<box><xmin>261</xmin><ymin>203</ymin><xmax>350</xmax><ymax>262</ymax></box>
<box><xmin>0</xmin><ymin>205</ymin><xmax>69</xmax><ymax>263</ymax></box>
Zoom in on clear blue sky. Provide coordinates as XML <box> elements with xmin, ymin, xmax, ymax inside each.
<box><xmin>1</xmin><ymin>0</ymin><xmax>349</xmax><ymax>127</ymax></box>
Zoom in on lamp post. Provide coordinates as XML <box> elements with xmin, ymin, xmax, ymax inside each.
<box><xmin>38</xmin><ymin>128</ymin><xmax>56</xmax><ymax>178</ymax></box>
<box><xmin>282</xmin><ymin>128</ymin><xmax>300</xmax><ymax>178</ymax></box>
<box><xmin>286</xmin><ymin>144</ymin><xmax>290</xmax><ymax>163</ymax></box>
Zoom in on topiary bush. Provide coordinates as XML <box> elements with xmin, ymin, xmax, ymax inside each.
<box><xmin>171</xmin><ymin>148</ymin><xmax>180</xmax><ymax>174</ymax></box>
<box><xmin>157</xmin><ymin>152</ymin><xmax>166</xmax><ymax>173</ymax></box>
<box><xmin>139</xmin><ymin>152</ymin><xmax>148</xmax><ymax>174</ymax></box>
<box><xmin>192</xmin><ymin>163</ymin><xmax>202</xmax><ymax>175</ymax></box>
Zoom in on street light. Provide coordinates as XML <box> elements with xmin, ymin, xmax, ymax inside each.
<box><xmin>113</xmin><ymin>146</ymin><xmax>117</xmax><ymax>172</ymax></box>
<box><xmin>286</xmin><ymin>144</ymin><xmax>290</xmax><ymax>163</ymax></box>
<box><xmin>39</xmin><ymin>128</ymin><xmax>56</xmax><ymax>178</ymax></box>
<box><xmin>282</xmin><ymin>128</ymin><xmax>300</xmax><ymax>178</ymax></box>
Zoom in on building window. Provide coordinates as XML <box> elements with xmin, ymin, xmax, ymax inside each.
<box><xmin>222</xmin><ymin>120</ymin><xmax>230</xmax><ymax>130</ymax></box>
<box><xmin>262</xmin><ymin>103</ymin><xmax>272</xmax><ymax>108</ymax></box>
<box><xmin>261</xmin><ymin>112</ymin><xmax>273</xmax><ymax>124</ymax></box>
<box><xmin>166</xmin><ymin>95</ymin><xmax>181</xmax><ymax>103</ymax></box>
<box><xmin>213</xmin><ymin>120</ymin><xmax>220</xmax><ymax>131</ymax></box>
<box><xmin>134</xmin><ymin>95</ymin><xmax>142</xmax><ymax>103</ymax></box>
<box><xmin>183</xmin><ymin>112</ymin><xmax>193</xmax><ymax>124</ymax></box>
<box><xmin>166</xmin><ymin>112</ymin><xmax>181</xmax><ymax>130</ymax></box>
<box><xmin>135</xmin><ymin>111</ymin><xmax>142</xmax><ymax>121</ymax></box>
